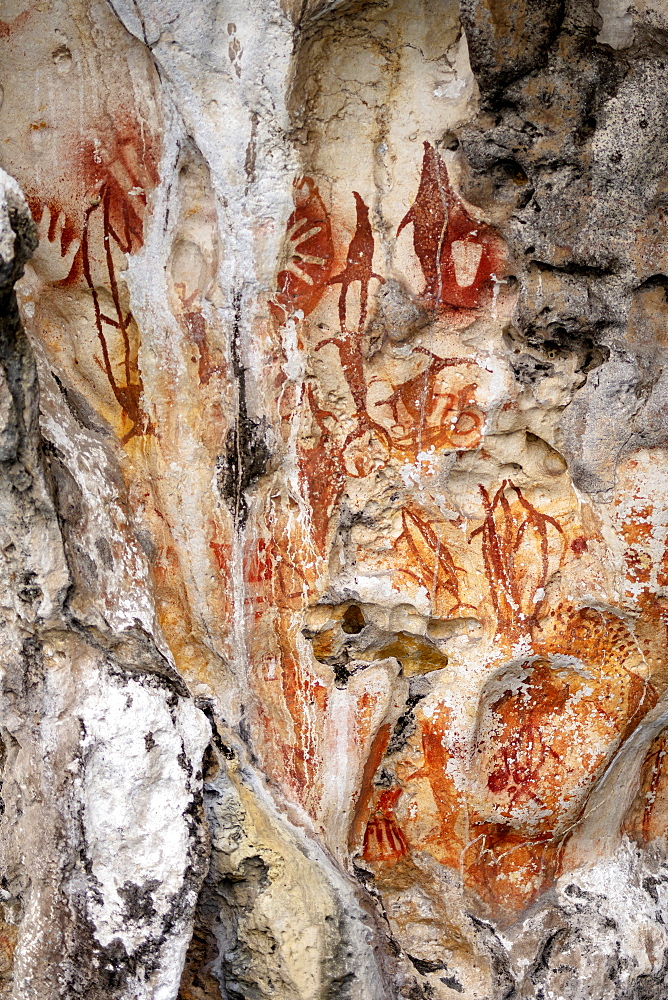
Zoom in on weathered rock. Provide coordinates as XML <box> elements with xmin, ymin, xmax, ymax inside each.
<box><xmin>1</xmin><ymin>0</ymin><xmax>668</xmax><ymax>997</ymax></box>
<box><xmin>0</xmin><ymin>172</ymin><xmax>210</xmax><ymax>997</ymax></box>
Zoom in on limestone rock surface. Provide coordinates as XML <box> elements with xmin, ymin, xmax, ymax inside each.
<box><xmin>1</xmin><ymin>1</ymin><xmax>668</xmax><ymax>998</ymax></box>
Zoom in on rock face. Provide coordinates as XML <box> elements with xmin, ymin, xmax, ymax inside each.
<box><xmin>1</xmin><ymin>0</ymin><xmax>668</xmax><ymax>997</ymax></box>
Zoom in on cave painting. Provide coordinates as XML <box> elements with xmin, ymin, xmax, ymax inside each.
<box><xmin>298</xmin><ymin>342</ymin><xmax>487</xmax><ymax>555</ymax></box>
<box><xmin>353</xmin><ymin>607</ymin><xmax>658</xmax><ymax>917</ymax></box>
<box><xmin>470</xmin><ymin>479</ymin><xmax>565</xmax><ymax>632</ymax></box>
<box><xmin>257</xmin><ymin>149</ymin><xmax>525</xmax><ymax>876</ymax></box>
<box><xmin>328</xmin><ymin>190</ymin><xmax>385</xmax><ymax>331</ymax></box>
<box><xmin>273</xmin><ymin>142</ymin><xmax>505</xmax><ymax>329</ymax></box>
<box><xmin>27</xmin><ymin>120</ymin><xmax>159</xmax><ymax>443</ymax></box>
<box><xmin>21</xmin><ymin>87</ymin><xmax>668</xmax><ymax>948</ymax></box>
<box><xmin>80</xmin><ymin>143</ymin><xmax>156</xmax><ymax>443</ymax></box>
<box><xmin>327</xmin><ymin>472</ymin><xmax>666</xmax><ymax>916</ymax></box>
<box><xmin>391</xmin><ymin>503</ymin><xmax>468</xmax><ymax>616</ymax></box>
<box><xmin>625</xmin><ymin>730</ymin><xmax>668</xmax><ymax>846</ymax></box>
<box><xmin>294</xmin><ymin>192</ymin><xmax>389</xmax><ymax>548</ymax></box>
<box><xmin>271</xmin><ymin>176</ymin><xmax>334</xmax><ymax>323</ymax></box>
<box><xmin>21</xmin><ymin>99</ymin><xmax>668</xmax><ymax>964</ymax></box>
<box><xmin>255</xmin><ymin>143</ymin><xmax>668</xmax><ymax>936</ymax></box>
<box><xmin>298</xmin><ymin>383</ymin><xmax>350</xmax><ymax>554</ymax></box>
<box><xmin>268</xmin><ymin>143</ymin><xmax>506</xmax><ymax>559</ymax></box>
<box><xmin>374</xmin><ymin>348</ymin><xmax>484</xmax><ymax>460</ymax></box>
<box><xmin>397</xmin><ymin>141</ymin><xmax>506</xmax><ymax>311</ymax></box>
<box><xmin>466</xmin><ymin>641</ymin><xmax>653</xmax><ymax>912</ymax></box>
<box><xmin>362</xmin><ymin>786</ymin><xmax>409</xmax><ymax>864</ymax></box>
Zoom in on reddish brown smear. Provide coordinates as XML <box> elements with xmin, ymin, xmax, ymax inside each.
<box><xmin>273</xmin><ymin>609</ymin><xmax>328</xmax><ymax>795</ymax></box>
<box><xmin>0</xmin><ymin>9</ymin><xmax>31</xmax><ymax>40</ymax></box>
<box><xmin>272</xmin><ymin>177</ymin><xmax>334</xmax><ymax>324</ymax></box>
<box><xmin>398</xmin><ymin>141</ymin><xmax>505</xmax><ymax>311</ymax></box>
<box><xmin>182</xmin><ymin>311</ymin><xmax>225</xmax><ymax>385</ymax></box>
<box><xmin>209</xmin><ymin>539</ymin><xmax>230</xmax><ymax>573</ymax></box>
<box><xmin>328</xmin><ymin>191</ymin><xmax>384</xmax><ymax>331</ymax></box>
<box><xmin>298</xmin><ymin>384</ymin><xmax>347</xmax><ymax>555</ymax></box>
<box><xmin>412</xmin><ymin>714</ymin><xmax>466</xmax><ymax>869</ymax></box>
<box><xmin>351</xmin><ymin>723</ymin><xmax>393</xmax><ymax>854</ymax></box>
<box><xmin>642</xmin><ymin>741</ymin><xmax>667</xmax><ymax>842</ymax></box>
<box><xmin>247</xmin><ymin>538</ymin><xmax>273</xmax><ymax>590</ymax></box>
<box><xmin>246</xmin><ymin>531</ymin><xmax>308</xmax><ymax>611</ymax></box>
<box><xmin>623</xmin><ymin>730</ymin><xmax>668</xmax><ymax>845</ymax></box>
<box><xmin>465</xmin><ymin>828</ymin><xmax>559</xmax><ymax>916</ymax></box>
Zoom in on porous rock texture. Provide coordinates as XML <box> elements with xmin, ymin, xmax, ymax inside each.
<box><xmin>1</xmin><ymin>0</ymin><xmax>668</xmax><ymax>997</ymax></box>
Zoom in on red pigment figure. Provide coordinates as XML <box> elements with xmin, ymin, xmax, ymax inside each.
<box><xmin>375</xmin><ymin>348</ymin><xmax>482</xmax><ymax>456</ymax></box>
<box><xmin>302</xmin><ymin>194</ymin><xmax>389</xmax><ymax>546</ymax></box>
<box><xmin>26</xmin><ymin>124</ymin><xmax>159</xmax><ymax>445</ymax></box>
<box><xmin>298</xmin><ymin>384</ymin><xmax>347</xmax><ymax>555</ymax></box>
<box><xmin>363</xmin><ymin>787</ymin><xmax>408</xmax><ymax>864</ymax></box>
<box><xmin>469</xmin><ymin>480</ymin><xmax>564</xmax><ymax>629</ymax></box>
<box><xmin>397</xmin><ymin>141</ymin><xmax>504</xmax><ymax>311</ymax></box>
<box><xmin>79</xmin><ymin>128</ymin><xmax>159</xmax><ymax>443</ymax></box>
<box><xmin>328</xmin><ymin>191</ymin><xmax>384</xmax><ymax>332</ymax></box>
<box><xmin>316</xmin><ymin>192</ymin><xmax>389</xmax><ymax>444</ymax></box>
<box><xmin>392</xmin><ymin>504</ymin><xmax>465</xmax><ymax>613</ymax></box>
<box><xmin>271</xmin><ymin>177</ymin><xmax>333</xmax><ymax>324</ymax></box>
<box><xmin>487</xmin><ymin>723</ymin><xmax>562</xmax><ymax>814</ymax></box>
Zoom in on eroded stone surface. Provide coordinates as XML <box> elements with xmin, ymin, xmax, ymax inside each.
<box><xmin>1</xmin><ymin>0</ymin><xmax>668</xmax><ymax>997</ymax></box>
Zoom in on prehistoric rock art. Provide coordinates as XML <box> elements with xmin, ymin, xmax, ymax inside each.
<box><xmin>329</xmin><ymin>190</ymin><xmax>385</xmax><ymax>330</ymax></box>
<box><xmin>2</xmin><ymin>0</ymin><xmax>668</xmax><ymax>998</ymax></box>
<box><xmin>271</xmin><ymin>176</ymin><xmax>334</xmax><ymax>324</ymax></box>
<box><xmin>396</xmin><ymin>141</ymin><xmax>505</xmax><ymax>312</ymax></box>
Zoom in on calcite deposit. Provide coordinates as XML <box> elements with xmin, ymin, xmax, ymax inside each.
<box><xmin>1</xmin><ymin>0</ymin><xmax>668</xmax><ymax>997</ymax></box>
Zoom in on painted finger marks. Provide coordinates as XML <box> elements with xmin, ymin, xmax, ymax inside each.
<box><xmin>272</xmin><ymin>177</ymin><xmax>334</xmax><ymax>323</ymax></box>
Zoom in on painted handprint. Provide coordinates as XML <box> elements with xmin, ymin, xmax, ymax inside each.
<box><xmin>30</xmin><ymin>204</ymin><xmax>80</xmax><ymax>284</ymax></box>
<box><xmin>271</xmin><ymin>177</ymin><xmax>334</xmax><ymax>323</ymax></box>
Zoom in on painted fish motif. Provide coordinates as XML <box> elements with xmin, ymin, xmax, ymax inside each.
<box><xmin>397</xmin><ymin>141</ymin><xmax>504</xmax><ymax>310</ymax></box>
